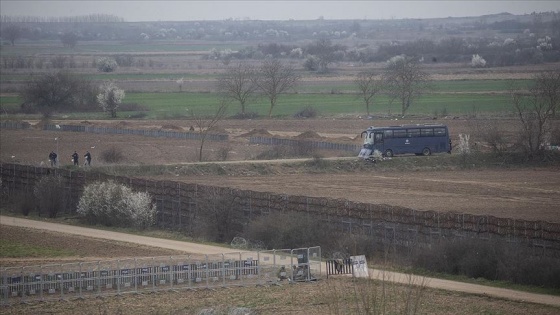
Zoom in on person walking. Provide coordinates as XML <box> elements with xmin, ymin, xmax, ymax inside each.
<box><xmin>48</xmin><ymin>151</ymin><xmax>57</xmax><ymax>167</ymax></box>
<box><xmin>84</xmin><ymin>151</ymin><xmax>92</xmax><ymax>166</ymax></box>
<box><xmin>72</xmin><ymin>151</ymin><xmax>79</xmax><ymax>166</ymax></box>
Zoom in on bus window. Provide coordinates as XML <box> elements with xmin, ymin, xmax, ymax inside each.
<box><xmin>407</xmin><ymin>129</ymin><xmax>420</xmax><ymax>137</ymax></box>
<box><xmin>434</xmin><ymin>128</ymin><xmax>447</xmax><ymax>136</ymax></box>
<box><xmin>421</xmin><ymin>128</ymin><xmax>434</xmax><ymax>137</ymax></box>
<box><xmin>384</xmin><ymin>130</ymin><xmax>393</xmax><ymax>138</ymax></box>
<box><xmin>364</xmin><ymin>132</ymin><xmax>374</xmax><ymax>145</ymax></box>
<box><xmin>374</xmin><ymin>133</ymin><xmax>383</xmax><ymax>143</ymax></box>
<box><xmin>393</xmin><ymin>130</ymin><xmax>406</xmax><ymax>138</ymax></box>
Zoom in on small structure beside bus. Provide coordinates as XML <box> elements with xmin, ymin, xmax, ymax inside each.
<box><xmin>358</xmin><ymin>124</ymin><xmax>452</xmax><ymax>159</ymax></box>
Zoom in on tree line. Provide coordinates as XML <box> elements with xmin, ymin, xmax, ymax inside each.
<box><xmin>19</xmin><ymin>55</ymin><xmax>559</xmax><ymax>161</ymax></box>
<box><xmin>0</xmin><ymin>14</ymin><xmax>124</xmax><ymax>23</ymax></box>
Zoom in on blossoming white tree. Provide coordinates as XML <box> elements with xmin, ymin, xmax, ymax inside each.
<box><xmin>471</xmin><ymin>54</ymin><xmax>486</xmax><ymax>68</ymax></box>
<box><xmin>77</xmin><ymin>180</ymin><xmax>155</xmax><ymax>229</ymax></box>
<box><xmin>96</xmin><ymin>57</ymin><xmax>118</xmax><ymax>72</ymax></box>
<box><xmin>97</xmin><ymin>81</ymin><xmax>125</xmax><ymax>118</ymax></box>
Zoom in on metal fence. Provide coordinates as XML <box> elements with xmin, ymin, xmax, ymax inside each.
<box><xmin>250</xmin><ymin>136</ymin><xmax>360</xmax><ymax>152</ymax></box>
<box><xmin>0</xmin><ymin>122</ymin><xmax>228</xmax><ymax>142</ymax></box>
<box><xmin>0</xmin><ymin>247</ymin><xmax>321</xmax><ymax>306</ymax></box>
<box><xmin>1</xmin><ymin>162</ymin><xmax>559</xmax><ymax>256</ymax></box>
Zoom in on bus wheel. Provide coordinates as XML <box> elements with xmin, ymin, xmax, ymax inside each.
<box><xmin>422</xmin><ymin>148</ymin><xmax>431</xmax><ymax>156</ymax></box>
<box><xmin>384</xmin><ymin>149</ymin><xmax>394</xmax><ymax>157</ymax></box>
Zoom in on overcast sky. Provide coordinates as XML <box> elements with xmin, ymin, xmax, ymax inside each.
<box><xmin>1</xmin><ymin>1</ymin><xmax>559</xmax><ymax>21</ymax></box>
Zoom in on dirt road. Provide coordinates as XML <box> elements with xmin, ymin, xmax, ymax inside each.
<box><xmin>2</xmin><ymin>215</ymin><xmax>559</xmax><ymax>307</ymax></box>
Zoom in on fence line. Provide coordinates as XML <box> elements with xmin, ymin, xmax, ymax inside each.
<box><xmin>249</xmin><ymin>136</ymin><xmax>361</xmax><ymax>152</ymax></box>
<box><xmin>1</xmin><ymin>163</ymin><xmax>559</xmax><ymax>255</ymax></box>
<box><xmin>0</xmin><ymin>122</ymin><xmax>228</xmax><ymax>142</ymax></box>
<box><xmin>0</xmin><ymin>122</ymin><xmax>362</xmax><ymax>152</ymax></box>
<box><xmin>0</xmin><ymin>247</ymin><xmax>321</xmax><ymax>306</ymax></box>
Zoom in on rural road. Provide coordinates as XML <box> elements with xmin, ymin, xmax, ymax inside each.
<box><xmin>2</xmin><ymin>215</ymin><xmax>559</xmax><ymax>308</ymax></box>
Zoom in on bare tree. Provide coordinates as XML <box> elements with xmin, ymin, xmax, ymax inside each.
<box><xmin>217</xmin><ymin>63</ymin><xmax>257</xmax><ymax>117</ymax></box>
<box><xmin>306</xmin><ymin>39</ymin><xmax>337</xmax><ymax>73</ymax></box>
<box><xmin>255</xmin><ymin>59</ymin><xmax>300</xmax><ymax>117</ymax></box>
<box><xmin>383</xmin><ymin>55</ymin><xmax>432</xmax><ymax>116</ymax></box>
<box><xmin>511</xmin><ymin>72</ymin><xmax>559</xmax><ymax>159</ymax></box>
<box><xmin>355</xmin><ymin>71</ymin><xmax>383</xmax><ymax>116</ymax></box>
<box><xmin>60</xmin><ymin>32</ymin><xmax>78</xmax><ymax>48</ymax></box>
<box><xmin>191</xmin><ymin>99</ymin><xmax>229</xmax><ymax>162</ymax></box>
<box><xmin>2</xmin><ymin>24</ymin><xmax>21</xmax><ymax>45</ymax></box>
<box><xmin>532</xmin><ymin>70</ymin><xmax>560</xmax><ymax>117</ymax></box>
<box><xmin>20</xmin><ymin>71</ymin><xmax>87</xmax><ymax>117</ymax></box>
<box><xmin>195</xmin><ymin>187</ymin><xmax>243</xmax><ymax>242</ymax></box>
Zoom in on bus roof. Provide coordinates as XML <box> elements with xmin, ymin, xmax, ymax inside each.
<box><xmin>366</xmin><ymin>124</ymin><xmax>447</xmax><ymax>130</ymax></box>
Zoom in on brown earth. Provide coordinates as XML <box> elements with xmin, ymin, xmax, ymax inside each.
<box><xmin>1</xmin><ymin>217</ymin><xmax>559</xmax><ymax>314</ymax></box>
<box><xmin>1</xmin><ymin>118</ymin><xmax>558</xmax><ymax>223</ymax></box>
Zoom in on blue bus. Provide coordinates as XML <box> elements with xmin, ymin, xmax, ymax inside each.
<box><xmin>358</xmin><ymin>124</ymin><xmax>452</xmax><ymax>158</ymax></box>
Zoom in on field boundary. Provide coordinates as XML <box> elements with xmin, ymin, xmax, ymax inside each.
<box><xmin>2</xmin><ymin>163</ymin><xmax>559</xmax><ymax>256</ymax></box>
<box><xmin>0</xmin><ymin>122</ymin><xmax>229</xmax><ymax>142</ymax></box>
<box><xmin>249</xmin><ymin>136</ymin><xmax>360</xmax><ymax>152</ymax></box>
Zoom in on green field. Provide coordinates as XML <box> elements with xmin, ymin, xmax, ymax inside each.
<box><xmin>0</xmin><ymin>239</ymin><xmax>75</xmax><ymax>258</ymax></box>
<box><xmin>1</xmin><ymin>90</ymin><xmax>514</xmax><ymax>120</ymax></box>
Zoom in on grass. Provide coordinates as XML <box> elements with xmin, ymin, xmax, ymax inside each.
<box><xmin>0</xmin><ymin>239</ymin><xmax>75</xmax><ymax>258</ymax></box>
<box><xmin>0</xmin><ymin>90</ymin><xmax>515</xmax><ymax>119</ymax></box>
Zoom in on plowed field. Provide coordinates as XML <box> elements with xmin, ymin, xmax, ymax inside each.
<box><xmin>1</xmin><ymin>118</ymin><xmax>559</xmax><ymax>223</ymax></box>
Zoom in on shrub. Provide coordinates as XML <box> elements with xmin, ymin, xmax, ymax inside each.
<box><xmin>230</xmin><ymin>111</ymin><xmax>259</xmax><ymax>119</ymax></box>
<box><xmin>243</xmin><ymin>211</ymin><xmax>337</xmax><ymax>251</ymax></box>
<box><xmin>77</xmin><ymin>180</ymin><xmax>155</xmax><ymax>229</ymax></box>
<box><xmin>411</xmin><ymin>238</ymin><xmax>560</xmax><ymax>288</ymax></box>
<box><xmin>293</xmin><ymin>106</ymin><xmax>317</xmax><ymax>118</ymax></box>
<box><xmin>13</xmin><ymin>191</ymin><xmax>37</xmax><ymax>216</ymax></box>
<box><xmin>33</xmin><ymin>175</ymin><xmax>66</xmax><ymax>218</ymax></box>
<box><xmin>471</xmin><ymin>54</ymin><xmax>487</xmax><ymax>68</ymax></box>
<box><xmin>96</xmin><ymin>57</ymin><xmax>118</xmax><ymax>72</ymax></box>
<box><xmin>100</xmin><ymin>146</ymin><xmax>125</xmax><ymax>163</ymax></box>
<box><xmin>216</xmin><ymin>146</ymin><xmax>231</xmax><ymax>161</ymax></box>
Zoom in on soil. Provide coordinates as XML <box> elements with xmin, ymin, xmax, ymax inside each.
<box><xmin>1</xmin><ymin>217</ymin><xmax>559</xmax><ymax>315</ymax></box>
<box><xmin>1</xmin><ymin>118</ymin><xmax>558</xmax><ymax>223</ymax></box>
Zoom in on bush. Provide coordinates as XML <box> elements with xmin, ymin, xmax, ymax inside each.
<box><xmin>96</xmin><ymin>57</ymin><xmax>118</xmax><ymax>72</ymax></box>
<box><xmin>77</xmin><ymin>180</ymin><xmax>155</xmax><ymax>229</ymax></box>
<box><xmin>216</xmin><ymin>146</ymin><xmax>231</xmax><ymax>161</ymax></box>
<box><xmin>243</xmin><ymin>211</ymin><xmax>337</xmax><ymax>250</ymax></box>
<box><xmin>100</xmin><ymin>146</ymin><xmax>125</xmax><ymax>163</ymax></box>
<box><xmin>33</xmin><ymin>175</ymin><xmax>66</xmax><ymax>218</ymax></box>
<box><xmin>293</xmin><ymin>106</ymin><xmax>317</xmax><ymax>118</ymax></box>
<box><xmin>471</xmin><ymin>54</ymin><xmax>486</xmax><ymax>68</ymax></box>
<box><xmin>14</xmin><ymin>191</ymin><xmax>37</xmax><ymax>216</ymax></box>
<box><xmin>230</xmin><ymin>111</ymin><xmax>259</xmax><ymax>119</ymax></box>
<box><xmin>411</xmin><ymin>238</ymin><xmax>560</xmax><ymax>288</ymax></box>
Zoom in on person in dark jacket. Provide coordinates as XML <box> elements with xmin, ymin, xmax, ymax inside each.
<box><xmin>84</xmin><ymin>151</ymin><xmax>92</xmax><ymax>166</ymax></box>
<box><xmin>49</xmin><ymin>151</ymin><xmax>57</xmax><ymax>167</ymax></box>
<box><xmin>72</xmin><ymin>151</ymin><xmax>79</xmax><ymax>166</ymax></box>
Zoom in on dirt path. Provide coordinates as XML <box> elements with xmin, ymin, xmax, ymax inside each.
<box><xmin>2</xmin><ymin>215</ymin><xmax>559</xmax><ymax>307</ymax></box>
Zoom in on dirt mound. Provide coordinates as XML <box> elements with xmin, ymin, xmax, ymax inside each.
<box><xmin>238</xmin><ymin>128</ymin><xmax>272</xmax><ymax>137</ymax></box>
<box><xmin>207</xmin><ymin>126</ymin><xmax>228</xmax><ymax>134</ymax></box>
<box><xmin>294</xmin><ymin>130</ymin><xmax>323</xmax><ymax>139</ymax></box>
<box><xmin>113</xmin><ymin>121</ymin><xmax>131</xmax><ymax>128</ymax></box>
<box><xmin>160</xmin><ymin>124</ymin><xmax>184</xmax><ymax>131</ymax></box>
<box><xmin>80</xmin><ymin>120</ymin><xmax>94</xmax><ymax>125</ymax></box>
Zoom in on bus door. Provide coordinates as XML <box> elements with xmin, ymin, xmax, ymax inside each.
<box><xmin>373</xmin><ymin>132</ymin><xmax>384</xmax><ymax>153</ymax></box>
<box><xmin>358</xmin><ymin>130</ymin><xmax>374</xmax><ymax>158</ymax></box>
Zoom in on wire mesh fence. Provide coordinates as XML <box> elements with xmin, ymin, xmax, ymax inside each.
<box><xmin>1</xmin><ymin>247</ymin><xmax>321</xmax><ymax>306</ymax></box>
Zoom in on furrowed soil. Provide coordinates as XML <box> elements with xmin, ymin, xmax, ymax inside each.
<box><xmin>1</xmin><ymin>118</ymin><xmax>558</xmax><ymax>222</ymax></box>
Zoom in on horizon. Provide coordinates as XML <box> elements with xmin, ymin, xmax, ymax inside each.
<box><xmin>1</xmin><ymin>1</ymin><xmax>559</xmax><ymax>22</ymax></box>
